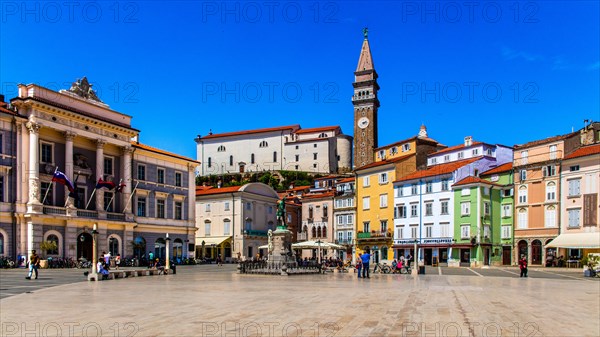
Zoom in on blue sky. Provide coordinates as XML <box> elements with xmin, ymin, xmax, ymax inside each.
<box><xmin>1</xmin><ymin>1</ymin><xmax>598</xmax><ymax>159</ymax></box>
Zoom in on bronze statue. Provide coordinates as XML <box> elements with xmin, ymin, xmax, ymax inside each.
<box><xmin>363</xmin><ymin>27</ymin><xmax>368</xmax><ymax>39</ymax></box>
<box><xmin>276</xmin><ymin>197</ymin><xmax>286</xmax><ymax>228</ymax></box>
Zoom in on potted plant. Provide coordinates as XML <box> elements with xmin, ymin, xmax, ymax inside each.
<box><xmin>39</xmin><ymin>240</ymin><xmax>58</xmax><ymax>269</ymax></box>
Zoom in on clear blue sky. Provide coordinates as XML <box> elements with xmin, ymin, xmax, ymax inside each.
<box><xmin>1</xmin><ymin>1</ymin><xmax>598</xmax><ymax>159</ymax></box>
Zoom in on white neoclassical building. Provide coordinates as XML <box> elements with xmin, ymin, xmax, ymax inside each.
<box><xmin>0</xmin><ymin>79</ymin><xmax>197</xmax><ymax>263</ymax></box>
<box><xmin>195</xmin><ymin>125</ymin><xmax>352</xmax><ymax>176</ymax></box>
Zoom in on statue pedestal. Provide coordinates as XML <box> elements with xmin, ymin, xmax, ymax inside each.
<box><xmin>268</xmin><ymin>228</ymin><xmax>296</xmax><ymax>275</ymax></box>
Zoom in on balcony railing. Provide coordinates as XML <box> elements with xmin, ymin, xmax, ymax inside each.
<box><xmin>107</xmin><ymin>213</ymin><xmax>126</xmax><ymax>221</ymax></box>
<box><xmin>336</xmin><ymin>239</ymin><xmax>353</xmax><ymax>245</ymax></box>
<box><xmin>77</xmin><ymin>210</ymin><xmax>98</xmax><ymax>219</ymax></box>
<box><xmin>357</xmin><ymin>231</ymin><xmax>392</xmax><ymax>239</ymax></box>
<box><xmin>43</xmin><ymin>206</ymin><xmax>67</xmax><ymax>216</ymax></box>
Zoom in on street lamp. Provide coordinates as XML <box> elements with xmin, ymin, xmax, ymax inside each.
<box><xmin>165</xmin><ymin>233</ymin><xmax>171</xmax><ymax>272</ymax></box>
<box><xmin>316</xmin><ymin>239</ymin><xmax>322</xmax><ymax>264</ymax></box>
<box><xmin>90</xmin><ymin>223</ymin><xmax>98</xmax><ymax>280</ymax></box>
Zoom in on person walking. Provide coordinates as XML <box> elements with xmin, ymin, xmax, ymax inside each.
<box><xmin>25</xmin><ymin>250</ymin><xmax>40</xmax><ymax>280</ymax></box>
<box><xmin>519</xmin><ymin>255</ymin><xmax>528</xmax><ymax>277</ymax></box>
<box><xmin>356</xmin><ymin>254</ymin><xmax>363</xmax><ymax>278</ymax></box>
<box><xmin>115</xmin><ymin>254</ymin><xmax>121</xmax><ymax>270</ymax></box>
<box><xmin>361</xmin><ymin>251</ymin><xmax>371</xmax><ymax>278</ymax></box>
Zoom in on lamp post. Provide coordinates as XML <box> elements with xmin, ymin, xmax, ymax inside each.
<box><xmin>316</xmin><ymin>239</ymin><xmax>322</xmax><ymax>264</ymax></box>
<box><xmin>91</xmin><ymin>224</ymin><xmax>98</xmax><ymax>279</ymax></box>
<box><xmin>165</xmin><ymin>233</ymin><xmax>171</xmax><ymax>271</ymax></box>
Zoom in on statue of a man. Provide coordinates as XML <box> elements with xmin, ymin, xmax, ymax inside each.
<box><xmin>276</xmin><ymin>197</ymin><xmax>286</xmax><ymax>228</ymax></box>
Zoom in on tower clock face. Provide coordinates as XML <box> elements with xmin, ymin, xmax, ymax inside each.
<box><xmin>358</xmin><ymin>117</ymin><xmax>370</xmax><ymax>129</ymax></box>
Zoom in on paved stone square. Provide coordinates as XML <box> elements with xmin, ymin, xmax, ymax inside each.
<box><xmin>1</xmin><ymin>265</ymin><xmax>599</xmax><ymax>336</ymax></box>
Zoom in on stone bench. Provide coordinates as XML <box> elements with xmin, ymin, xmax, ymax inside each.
<box><xmin>90</xmin><ymin>268</ymin><xmax>170</xmax><ymax>281</ymax></box>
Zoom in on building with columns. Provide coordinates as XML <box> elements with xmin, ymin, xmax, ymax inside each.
<box><xmin>0</xmin><ymin>80</ymin><xmax>197</xmax><ymax>262</ymax></box>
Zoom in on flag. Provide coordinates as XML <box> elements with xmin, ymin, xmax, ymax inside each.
<box><xmin>116</xmin><ymin>180</ymin><xmax>126</xmax><ymax>193</ymax></box>
<box><xmin>52</xmin><ymin>170</ymin><xmax>75</xmax><ymax>194</ymax></box>
<box><xmin>96</xmin><ymin>178</ymin><xmax>116</xmax><ymax>190</ymax></box>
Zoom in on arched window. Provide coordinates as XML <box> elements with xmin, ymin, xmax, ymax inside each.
<box><xmin>518</xmin><ymin>185</ymin><xmax>527</xmax><ymax>204</ymax></box>
<box><xmin>46</xmin><ymin>234</ymin><xmax>59</xmax><ymax>255</ymax></box>
<box><xmin>133</xmin><ymin>236</ymin><xmax>146</xmax><ymax>260</ymax></box>
<box><xmin>545</xmin><ymin>206</ymin><xmax>556</xmax><ymax>228</ymax></box>
<box><xmin>207</xmin><ymin>157</ymin><xmax>212</xmax><ymax>168</ymax></box>
<box><xmin>317</xmin><ymin>226</ymin><xmax>322</xmax><ymax>238</ymax></box>
<box><xmin>217</xmin><ymin>145</ymin><xmax>226</xmax><ymax>152</ymax></box>
<box><xmin>322</xmin><ymin>226</ymin><xmax>327</xmax><ymax>238</ymax></box>
<box><xmin>311</xmin><ymin>227</ymin><xmax>316</xmax><ymax>238</ymax></box>
<box><xmin>531</xmin><ymin>240</ymin><xmax>542</xmax><ymax>265</ymax></box>
<box><xmin>546</xmin><ymin>182</ymin><xmax>556</xmax><ymax>201</ymax></box>
<box><xmin>302</xmin><ymin>225</ymin><xmax>308</xmax><ymax>233</ymax></box>
<box><xmin>251</xmin><ymin>153</ymin><xmax>255</xmax><ymax>164</ymax></box>
<box><xmin>155</xmin><ymin>238</ymin><xmax>166</xmax><ymax>259</ymax></box>
<box><xmin>173</xmin><ymin>239</ymin><xmax>183</xmax><ymax>259</ymax></box>
<box><xmin>229</xmin><ymin>155</ymin><xmax>233</xmax><ymax>166</ymax></box>
<box><xmin>518</xmin><ymin>208</ymin><xmax>528</xmax><ymax>229</ymax></box>
<box><xmin>259</xmin><ymin>141</ymin><xmax>268</xmax><ymax>148</ymax></box>
<box><xmin>273</xmin><ymin>151</ymin><xmax>277</xmax><ymax>162</ymax></box>
<box><xmin>108</xmin><ymin>235</ymin><xmax>121</xmax><ymax>256</ymax></box>
<box><xmin>318</xmin><ymin>133</ymin><xmax>327</xmax><ymax>138</ymax></box>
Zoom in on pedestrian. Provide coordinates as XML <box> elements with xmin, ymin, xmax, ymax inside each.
<box><xmin>103</xmin><ymin>251</ymin><xmax>111</xmax><ymax>268</ymax></box>
<box><xmin>217</xmin><ymin>254</ymin><xmax>223</xmax><ymax>267</ymax></box>
<box><xmin>356</xmin><ymin>254</ymin><xmax>363</xmax><ymax>278</ymax></box>
<box><xmin>25</xmin><ymin>250</ymin><xmax>40</xmax><ymax>280</ymax></box>
<box><xmin>115</xmin><ymin>253</ymin><xmax>121</xmax><ymax>270</ymax></box>
<box><xmin>406</xmin><ymin>253</ymin><xmax>412</xmax><ymax>268</ymax></box>
<box><xmin>361</xmin><ymin>251</ymin><xmax>371</xmax><ymax>278</ymax></box>
<box><xmin>97</xmin><ymin>259</ymin><xmax>109</xmax><ymax>280</ymax></box>
<box><xmin>519</xmin><ymin>255</ymin><xmax>528</xmax><ymax>277</ymax></box>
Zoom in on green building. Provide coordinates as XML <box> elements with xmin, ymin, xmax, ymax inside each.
<box><xmin>451</xmin><ymin>163</ymin><xmax>514</xmax><ymax>267</ymax></box>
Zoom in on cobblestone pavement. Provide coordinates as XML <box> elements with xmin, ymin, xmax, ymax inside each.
<box><xmin>1</xmin><ymin>264</ymin><xmax>599</xmax><ymax>336</ymax></box>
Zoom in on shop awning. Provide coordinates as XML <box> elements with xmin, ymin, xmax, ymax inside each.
<box><xmin>545</xmin><ymin>232</ymin><xmax>600</xmax><ymax>249</ymax></box>
<box><xmin>196</xmin><ymin>236</ymin><xmax>231</xmax><ymax>246</ymax></box>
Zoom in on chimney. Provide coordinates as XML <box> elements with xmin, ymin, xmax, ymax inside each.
<box><xmin>464</xmin><ymin>136</ymin><xmax>473</xmax><ymax>147</ymax></box>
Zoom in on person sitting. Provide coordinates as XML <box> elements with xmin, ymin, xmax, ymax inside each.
<box><xmin>97</xmin><ymin>259</ymin><xmax>109</xmax><ymax>280</ymax></box>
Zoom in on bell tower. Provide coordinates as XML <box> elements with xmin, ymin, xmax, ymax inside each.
<box><xmin>353</xmin><ymin>28</ymin><xmax>379</xmax><ymax>168</ymax></box>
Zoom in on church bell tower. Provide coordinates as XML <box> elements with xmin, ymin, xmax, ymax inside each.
<box><xmin>353</xmin><ymin>28</ymin><xmax>379</xmax><ymax>168</ymax></box>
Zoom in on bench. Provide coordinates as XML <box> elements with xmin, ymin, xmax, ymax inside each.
<box><xmin>91</xmin><ymin>268</ymin><xmax>170</xmax><ymax>281</ymax></box>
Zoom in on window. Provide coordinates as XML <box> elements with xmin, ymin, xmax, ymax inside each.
<box><xmin>229</xmin><ymin>155</ymin><xmax>234</xmax><ymax>166</ymax></box>
<box><xmin>425</xmin><ymin>202</ymin><xmax>433</xmax><ymax>216</ymax></box>
<box><xmin>244</xmin><ymin>219</ymin><xmax>252</xmax><ymax>231</ymax></box>
<box><xmin>137</xmin><ymin>197</ymin><xmax>146</xmax><ymax>217</ymax></box>
<box><xmin>108</xmin><ymin>236</ymin><xmax>118</xmax><ymax>256</ymax></box>
<box><xmin>175</xmin><ymin>172</ymin><xmax>182</xmax><ymax>187</ymax></box>
<box><xmin>0</xmin><ymin>134</ymin><xmax>2</xmax><ymax>154</ymax></box>
<box><xmin>461</xmin><ymin>225</ymin><xmax>470</xmax><ymax>239</ymax></box>
<box><xmin>444</xmin><ymin>155</ymin><xmax>450</xmax><ymax>162</ymax></box>
<box><xmin>461</xmin><ymin>202</ymin><xmax>470</xmax><ymax>216</ymax></box>
<box><xmin>323</xmin><ymin>204</ymin><xmax>328</xmax><ymax>217</ymax></box>
<box><xmin>425</xmin><ymin>182</ymin><xmax>432</xmax><ymax>193</ymax></box>
<box><xmin>205</xmin><ymin>203</ymin><xmax>211</xmax><ymax>212</ymax></box>
<box><xmin>486</xmin><ymin>148</ymin><xmax>493</xmax><ymax>156</ymax></box>
<box><xmin>503</xmin><ymin>188</ymin><xmax>513</xmax><ymax>197</ymax></box>
<box><xmin>411</xmin><ymin>227</ymin><xmax>417</xmax><ymax>239</ymax></box>
<box><xmin>549</xmin><ymin>145</ymin><xmax>557</xmax><ymax>159</ymax></box>
<box><xmin>546</xmin><ymin>182</ymin><xmax>556</xmax><ymax>201</ymax></box>
<box><xmin>395</xmin><ymin>186</ymin><xmax>403</xmax><ymax>197</ymax></box>
<box><xmin>157</xmin><ymin>168</ymin><xmax>165</xmax><ymax>184</ymax></box>
<box><xmin>363</xmin><ymin>176</ymin><xmax>370</xmax><ymax>187</ymax></box>
<box><xmin>568</xmin><ymin>209</ymin><xmax>581</xmax><ymax>228</ymax></box>
<box><xmin>402</xmin><ymin>144</ymin><xmax>410</xmax><ymax>152</ymax></box>
<box><xmin>246</xmin><ymin>202</ymin><xmax>251</xmax><ymax>210</ymax></box>
<box><xmin>501</xmin><ymin>226</ymin><xmax>511</xmax><ymax>239</ymax></box>
<box><xmin>425</xmin><ymin>226</ymin><xmax>432</xmax><ymax>238</ymax></box>
<box><xmin>205</xmin><ymin>221</ymin><xmax>211</xmax><ymax>236</ymax></box>
<box><xmin>363</xmin><ymin>221</ymin><xmax>370</xmax><ymax>232</ymax></box>
<box><xmin>362</xmin><ymin>197</ymin><xmax>370</xmax><ymax>210</ymax></box>
<box><xmin>157</xmin><ymin>200</ymin><xmax>165</xmax><ymax>218</ymax></box>
<box><xmin>518</xmin><ymin>209</ymin><xmax>527</xmax><ymax>229</ymax></box>
<box><xmin>224</xmin><ymin>202</ymin><xmax>230</xmax><ymax>211</ymax></box>
<box><xmin>483</xmin><ymin>187</ymin><xmax>489</xmax><ymax>196</ymax></box>
<box><xmin>502</xmin><ymin>204</ymin><xmax>512</xmax><ymax>217</ymax></box>
<box><xmin>379</xmin><ymin>194</ymin><xmax>388</xmax><ymax>208</ymax></box>
<box><xmin>379</xmin><ymin>173</ymin><xmax>388</xmax><ymax>184</ymax></box>
<box><xmin>378</xmin><ymin>150</ymin><xmax>385</xmax><ymax>159</ymax></box>
<box><xmin>484</xmin><ymin>202</ymin><xmax>490</xmax><ymax>216</ymax></box>
<box><xmin>259</xmin><ymin>141</ymin><xmax>268</xmax><ymax>148</ymax></box>
<box><xmin>104</xmin><ymin>192</ymin><xmax>114</xmax><ymax>212</ymax></box>
<box><xmin>46</xmin><ymin>234</ymin><xmax>59</xmax><ymax>255</ymax></box>
<box><xmin>292</xmin><ymin>154</ymin><xmax>298</xmax><ymax>162</ymax></box>
<box><xmin>461</xmin><ymin>188</ymin><xmax>470</xmax><ymax>196</ymax></box>
<box><xmin>380</xmin><ymin>220</ymin><xmax>388</xmax><ymax>232</ymax></box>
<box><xmin>391</xmin><ymin>147</ymin><xmax>398</xmax><ymax>155</ymax></box>
<box><xmin>207</xmin><ymin>157</ymin><xmax>212</xmax><ymax>168</ymax></box>
<box><xmin>545</xmin><ymin>206</ymin><xmax>556</xmax><ymax>228</ymax></box>
<box><xmin>137</xmin><ymin>165</ymin><xmax>146</xmax><ymax>180</ymax></box>
<box><xmin>287</xmin><ymin>213</ymin><xmax>292</xmax><ymax>224</ymax></box>
<box><xmin>440</xmin><ymin>223</ymin><xmax>449</xmax><ymax>237</ymax></box>
<box><xmin>441</xmin><ymin>179</ymin><xmax>449</xmax><ymax>191</ymax></box>
<box><xmin>521</xmin><ymin>150</ymin><xmax>528</xmax><ymax>164</ymax></box>
<box><xmin>518</xmin><ymin>186</ymin><xmax>527</xmax><ymax>204</ymax></box>
<box><xmin>41</xmin><ymin>182</ymin><xmax>53</xmax><ymax>205</ymax></box>
<box><xmin>570</xmin><ymin>165</ymin><xmax>580</xmax><ymax>172</ymax></box>
<box><xmin>520</xmin><ymin>169</ymin><xmax>526</xmax><ymax>181</ymax></box>
<box><xmin>40</xmin><ymin>142</ymin><xmax>53</xmax><ymax>163</ymax></box>
<box><xmin>441</xmin><ymin>200</ymin><xmax>449</xmax><ymax>215</ymax></box>
<box><xmin>457</xmin><ymin>152</ymin><xmax>464</xmax><ymax>159</ymax></box>
<box><xmin>175</xmin><ymin>202</ymin><xmax>182</xmax><ymax>220</ymax></box>
<box><xmin>0</xmin><ymin>176</ymin><xmax>4</xmax><ymax>202</ymax></box>
<box><xmin>104</xmin><ymin>157</ymin><xmax>114</xmax><ymax>176</ymax></box>
<box><xmin>410</xmin><ymin>204</ymin><xmax>418</xmax><ymax>217</ymax></box>
<box><xmin>542</xmin><ymin>165</ymin><xmax>556</xmax><ymax>177</ymax></box>
<box><xmin>472</xmin><ymin>149</ymin><xmax>479</xmax><ymax>155</ymax></box>
<box><xmin>411</xmin><ymin>184</ymin><xmax>418</xmax><ymax>195</ymax></box>
<box><xmin>75</xmin><ymin>187</ymin><xmax>85</xmax><ymax>209</ymax></box>
<box><xmin>568</xmin><ymin>179</ymin><xmax>581</xmax><ymax>196</ymax></box>
<box><xmin>217</xmin><ymin>145</ymin><xmax>226</xmax><ymax>152</ymax></box>
<box><xmin>394</xmin><ymin>205</ymin><xmax>407</xmax><ymax>218</ymax></box>
<box><xmin>250</xmin><ymin>154</ymin><xmax>255</xmax><ymax>164</ymax></box>
<box><xmin>431</xmin><ymin>158</ymin><xmax>437</xmax><ymax>164</ymax></box>
<box><xmin>224</xmin><ymin>219</ymin><xmax>231</xmax><ymax>235</ymax></box>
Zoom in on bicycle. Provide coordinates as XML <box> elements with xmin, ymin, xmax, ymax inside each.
<box><xmin>372</xmin><ymin>262</ymin><xmax>391</xmax><ymax>274</ymax></box>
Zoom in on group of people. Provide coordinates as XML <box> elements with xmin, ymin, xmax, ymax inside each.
<box><xmin>97</xmin><ymin>251</ymin><xmax>122</xmax><ymax>280</ymax></box>
<box><xmin>356</xmin><ymin>252</ymin><xmax>413</xmax><ymax>278</ymax></box>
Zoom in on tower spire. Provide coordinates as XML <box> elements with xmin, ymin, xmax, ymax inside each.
<box><xmin>356</xmin><ymin>28</ymin><xmax>375</xmax><ymax>72</ymax></box>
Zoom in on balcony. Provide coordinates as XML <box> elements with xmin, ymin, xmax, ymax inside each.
<box><xmin>357</xmin><ymin>231</ymin><xmax>392</xmax><ymax>240</ymax></box>
<box><xmin>336</xmin><ymin>239</ymin><xmax>353</xmax><ymax>245</ymax></box>
<box><xmin>41</xmin><ymin>205</ymin><xmax>130</xmax><ymax>222</ymax></box>
<box><xmin>77</xmin><ymin>210</ymin><xmax>98</xmax><ymax>219</ymax></box>
<box><xmin>43</xmin><ymin>206</ymin><xmax>67</xmax><ymax>216</ymax></box>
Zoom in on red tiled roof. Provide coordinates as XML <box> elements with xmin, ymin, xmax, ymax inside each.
<box><xmin>564</xmin><ymin>144</ymin><xmax>600</xmax><ymax>160</ymax></box>
<box><xmin>301</xmin><ymin>191</ymin><xmax>336</xmax><ymax>200</ymax></box>
<box><xmin>196</xmin><ymin>186</ymin><xmax>242</xmax><ymax>196</ymax></box>
<box><xmin>287</xmin><ymin>185</ymin><xmax>311</xmax><ymax>191</ymax></box>
<box><xmin>199</xmin><ymin>125</ymin><xmax>300</xmax><ymax>140</ymax></box>
<box><xmin>480</xmin><ymin>162</ymin><xmax>513</xmax><ymax>176</ymax></box>
<box><xmin>294</xmin><ymin>126</ymin><xmax>339</xmax><ymax>134</ymax></box>
<box><xmin>133</xmin><ymin>142</ymin><xmax>200</xmax><ymax>163</ymax></box>
<box><xmin>514</xmin><ymin>132</ymin><xmax>578</xmax><ymax>149</ymax></box>
<box><xmin>429</xmin><ymin>141</ymin><xmax>484</xmax><ymax>155</ymax></box>
<box><xmin>314</xmin><ymin>175</ymin><xmax>340</xmax><ymax>181</ymax></box>
<box><xmin>453</xmin><ymin>176</ymin><xmax>503</xmax><ymax>188</ymax></box>
<box><xmin>394</xmin><ymin>157</ymin><xmax>481</xmax><ymax>183</ymax></box>
<box><xmin>354</xmin><ymin>153</ymin><xmax>414</xmax><ymax>171</ymax></box>
<box><xmin>337</xmin><ymin>177</ymin><xmax>355</xmax><ymax>183</ymax></box>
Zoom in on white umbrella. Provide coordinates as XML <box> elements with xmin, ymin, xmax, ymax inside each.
<box><xmin>292</xmin><ymin>240</ymin><xmax>344</xmax><ymax>250</ymax></box>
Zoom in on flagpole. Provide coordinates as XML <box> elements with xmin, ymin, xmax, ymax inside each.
<box><xmin>41</xmin><ymin>167</ymin><xmax>59</xmax><ymax>205</ymax></box>
<box><xmin>123</xmin><ymin>181</ymin><xmax>139</xmax><ymax>214</ymax></box>
<box><xmin>85</xmin><ymin>188</ymin><xmax>97</xmax><ymax>210</ymax></box>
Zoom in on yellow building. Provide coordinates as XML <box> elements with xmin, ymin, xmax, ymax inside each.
<box><xmin>355</xmin><ymin>126</ymin><xmax>441</xmax><ymax>261</ymax></box>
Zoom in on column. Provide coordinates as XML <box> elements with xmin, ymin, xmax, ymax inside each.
<box><xmin>187</xmin><ymin>164</ymin><xmax>196</xmax><ymax>222</ymax></box>
<box><xmin>95</xmin><ymin>140</ymin><xmax>105</xmax><ymax>212</ymax></box>
<box><xmin>527</xmin><ymin>240</ymin><xmax>532</xmax><ymax>265</ymax></box>
<box><xmin>121</xmin><ymin>146</ymin><xmax>133</xmax><ymax>214</ymax></box>
<box><xmin>26</xmin><ymin>121</ymin><xmax>42</xmax><ymax>213</ymax></box>
<box><xmin>64</xmin><ymin>131</ymin><xmax>76</xmax><ymax>207</ymax></box>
